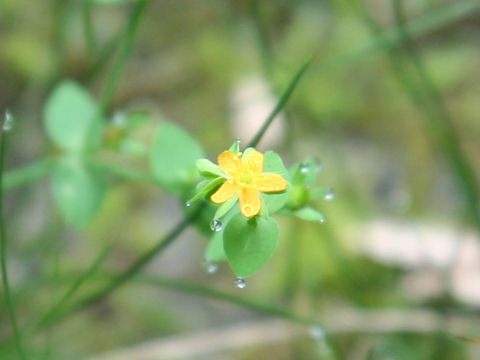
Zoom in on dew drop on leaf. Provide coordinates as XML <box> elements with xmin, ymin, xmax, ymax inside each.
<box><xmin>112</xmin><ymin>111</ymin><xmax>127</xmax><ymax>128</ymax></box>
<box><xmin>202</xmin><ymin>261</ymin><xmax>218</xmax><ymax>274</ymax></box>
<box><xmin>324</xmin><ymin>187</ymin><xmax>335</xmax><ymax>201</ymax></box>
<box><xmin>185</xmin><ymin>201</ymin><xmax>192</xmax><ymax>207</ymax></box>
<box><xmin>235</xmin><ymin>277</ymin><xmax>246</xmax><ymax>289</ymax></box>
<box><xmin>299</xmin><ymin>163</ymin><xmax>310</xmax><ymax>174</ymax></box>
<box><xmin>210</xmin><ymin>219</ymin><xmax>223</xmax><ymax>232</ymax></box>
<box><xmin>309</xmin><ymin>325</ymin><xmax>325</xmax><ymax>340</ymax></box>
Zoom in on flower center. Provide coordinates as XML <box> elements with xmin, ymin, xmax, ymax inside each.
<box><xmin>238</xmin><ymin>170</ymin><xmax>253</xmax><ymax>185</ymax></box>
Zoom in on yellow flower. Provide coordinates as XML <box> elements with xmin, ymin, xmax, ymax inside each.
<box><xmin>211</xmin><ymin>150</ymin><xmax>287</xmax><ymax>218</ymax></box>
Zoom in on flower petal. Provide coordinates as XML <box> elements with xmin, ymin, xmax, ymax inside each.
<box><xmin>211</xmin><ymin>180</ymin><xmax>239</xmax><ymax>204</ymax></box>
<box><xmin>218</xmin><ymin>151</ymin><xmax>241</xmax><ymax>176</ymax></box>
<box><xmin>239</xmin><ymin>187</ymin><xmax>261</xmax><ymax>218</ymax></box>
<box><xmin>254</xmin><ymin>173</ymin><xmax>287</xmax><ymax>192</ymax></box>
<box><xmin>243</xmin><ymin>150</ymin><xmax>264</xmax><ymax>173</ymax></box>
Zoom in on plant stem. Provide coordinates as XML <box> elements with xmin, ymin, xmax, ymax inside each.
<box><xmin>33</xmin><ymin>242</ymin><xmax>115</xmax><ymax>330</ymax></box>
<box><xmin>99</xmin><ymin>0</ymin><xmax>149</xmax><ymax>114</ymax></box>
<box><xmin>0</xmin><ymin>129</ymin><xmax>28</xmax><ymax>360</ymax></box>
<box><xmin>136</xmin><ymin>275</ymin><xmax>323</xmax><ymax>327</ymax></box>
<box><xmin>391</xmin><ymin>0</ymin><xmax>480</xmax><ymax>227</ymax></box>
<box><xmin>247</xmin><ymin>55</ymin><xmax>313</xmax><ymax>148</ymax></box>
<box><xmin>2</xmin><ymin>157</ymin><xmax>54</xmax><ymax>190</ymax></box>
<box><xmin>39</xmin><ymin>203</ymin><xmax>206</xmax><ymax>328</ymax></box>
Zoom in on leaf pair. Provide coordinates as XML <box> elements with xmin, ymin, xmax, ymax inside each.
<box><xmin>45</xmin><ymin>81</ymin><xmax>106</xmax><ymax>227</ymax></box>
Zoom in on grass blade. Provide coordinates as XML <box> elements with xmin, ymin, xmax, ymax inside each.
<box><xmin>0</xmin><ymin>123</ymin><xmax>28</xmax><ymax>359</ymax></box>
<box><xmin>247</xmin><ymin>55</ymin><xmax>314</xmax><ymax>148</ymax></box>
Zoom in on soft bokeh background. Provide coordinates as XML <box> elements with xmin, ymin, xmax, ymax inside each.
<box><xmin>1</xmin><ymin>0</ymin><xmax>480</xmax><ymax>359</ymax></box>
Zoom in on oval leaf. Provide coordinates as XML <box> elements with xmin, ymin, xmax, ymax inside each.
<box><xmin>44</xmin><ymin>80</ymin><xmax>101</xmax><ymax>152</ymax></box>
<box><xmin>150</xmin><ymin>121</ymin><xmax>204</xmax><ymax>194</ymax></box>
<box><xmin>51</xmin><ymin>156</ymin><xmax>106</xmax><ymax>227</ymax></box>
<box><xmin>262</xmin><ymin>151</ymin><xmax>290</xmax><ymax>214</ymax></box>
<box><xmin>224</xmin><ymin>214</ymin><xmax>279</xmax><ymax>277</ymax></box>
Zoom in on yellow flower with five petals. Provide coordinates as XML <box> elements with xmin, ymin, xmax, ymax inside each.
<box><xmin>211</xmin><ymin>150</ymin><xmax>287</xmax><ymax>218</ymax></box>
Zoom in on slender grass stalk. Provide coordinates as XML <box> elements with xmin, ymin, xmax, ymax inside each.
<box><xmin>354</xmin><ymin>0</ymin><xmax>480</xmax><ymax>228</ymax></box>
<box><xmin>33</xmin><ymin>242</ymin><xmax>115</xmax><ymax>330</ymax></box>
<box><xmin>2</xmin><ymin>157</ymin><xmax>54</xmax><ymax>190</ymax></box>
<box><xmin>87</xmin><ymin>158</ymin><xmax>159</xmax><ymax>185</ymax></box>
<box><xmin>136</xmin><ymin>275</ymin><xmax>323</xmax><ymax>328</ymax></box>
<box><xmin>391</xmin><ymin>0</ymin><xmax>480</xmax><ymax>227</ymax></box>
<box><xmin>0</xmin><ymin>129</ymin><xmax>27</xmax><ymax>359</ymax></box>
<box><xmin>39</xmin><ymin>204</ymin><xmax>206</xmax><ymax>328</ymax></box>
<box><xmin>247</xmin><ymin>55</ymin><xmax>313</xmax><ymax>148</ymax></box>
<box><xmin>99</xmin><ymin>0</ymin><xmax>149</xmax><ymax>113</ymax></box>
<box><xmin>82</xmin><ymin>0</ymin><xmax>96</xmax><ymax>55</ymax></box>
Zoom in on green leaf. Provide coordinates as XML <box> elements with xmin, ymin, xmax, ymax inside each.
<box><xmin>51</xmin><ymin>156</ymin><xmax>106</xmax><ymax>227</ymax></box>
<box><xmin>188</xmin><ymin>177</ymin><xmax>224</xmax><ymax>204</ymax></box>
<box><xmin>44</xmin><ymin>80</ymin><xmax>101</xmax><ymax>152</ymax></box>
<box><xmin>196</xmin><ymin>158</ymin><xmax>225</xmax><ymax>178</ymax></box>
<box><xmin>294</xmin><ymin>207</ymin><xmax>325</xmax><ymax>223</ymax></box>
<box><xmin>150</xmin><ymin>121</ymin><xmax>204</xmax><ymax>194</ymax></box>
<box><xmin>224</xmin><ymin>214</ymin><xmax>279</xmax><ymax>277</ymax></box>
<box><xmin>262</xmin><ymin>151</ymin><xmax>290</xmax><ymax>214</ymax></box>
<box><xmin>206</xmin><ymin>231</ymin><xmax>227</xmax><ymax>262</ymax></box>
<box><xmin>213</xmin><ymin>194</ymin><xmax>238</xmax><ymax>220</ymax></box>
<box><xmin>290</xmin><ymin>158</ymin><xmax>319</xmax><ymax>187</ymax></box>
<box><xmin>228</xmin><ymin>139</ymin><xmax>241</xmax><ymax>154</ymax></box>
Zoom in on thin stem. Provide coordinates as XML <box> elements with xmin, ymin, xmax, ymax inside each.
<box><xmin>247</xmin><ymin>55</ymin><xmax>313</xmax><ymax>148</ymax></box>
<box><xmin>0</xmin><ymin>129</ymin><xmax>27</xmax><ymax>359</ymax></box>
<box><xmin>136</xmin><ymin>275</ymin><xmax>323</xmax><ymax>327</ymax></box>
<box><xmin>33</xmin><ymin>242</ymin><xmax>115</xmax><ymax>330</ymax></box>
<box><xmin>99</xmin><ymin>0</ymin><xmax>149</xmax><ymax>114</ymax></box>
<box><xmin>82</xmin><ymin>0</ymin><xmax>96</xmax><ymax>55</ymax></box>
<box><xmin>88</xmin><ymin>158</ymin><xmax>159</xmax><ymax>185</ymax></box>
<box><xmin>39</xmin><ymin>203</ymin><xmax>206</xmax><ymax>328</ymax></box>
<box><xmin>2</xmin><ymin>157</ymin><xmax>54</xmax><ymax>190</ymax></box>
<box><xmin>391</xmin><ymin>0</ymin><xmax>480</xmax><ymax>227</ymax></box>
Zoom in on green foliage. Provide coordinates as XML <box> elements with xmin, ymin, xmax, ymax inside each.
<box><xmin>294</xmin><ymin>206</ymin><xmax>325</xmax><ymax>223</ymax></box>
<box><xmin>223</xmin><ymin>214</ymin><xmax>279</xmax><ymax>277</ymax></box>
<box><xmin>150</xmin><ymin>121</ymin><xmax>204</xmax><ymax>195</ymax></box>
<box><xmin>262</xmin><ymin>151</ymin><xmax>290</xmax><ymax>214</ymax></box>
<box><xmin>51</xmin><ymin>156</ymin><xmax>106</xmax><ymax>228</ymax></box>
<box><xmin>206</xmin><ymin>230</ymin><xmax>227</xmax><ymax>262</ymax></box>
<box><xmin>44</xmin><ymin>80</ymin><xmax>102</xmax><ymax>152</ymax></box>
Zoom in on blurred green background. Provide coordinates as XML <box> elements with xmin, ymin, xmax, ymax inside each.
<box><xmin>1</xmin><ymin>0</ymin><xmax>480</xmax><ymax>359</ymax></box>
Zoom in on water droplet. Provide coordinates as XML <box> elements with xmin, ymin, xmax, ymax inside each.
<box><xmin>300</xmin><ymin>163</ymin><xmax>310</xmax><ymax>174</ymax></box>
<box><xmin>324</xmin><ymin>187</ymin><xmax>335</xmax><ymax>201</ymax></box>
<box><xmin>3</xmin><ymin>110</ymin><xmax>14</xmax><ymax>132</ymax></box>
<box><xmin>185</xmin><ymin>201</ymin><xmax>192</xmax><ymax>207</ymax></box>
<box><xmin>235</xmin><ymin>137</ymin><xmax>241</xmax><ymax>144</ymax></box>
<box><xmin>112</xmin><ymin>112</ymin><xmax>127</xmax><ymax>128</ymax></box>
<box><xmin>309</xmin><ymin>325</ymin><xmax>325</xmax><ymax>340</ymax></box>
<box><xmin>203</xmin><ymin>261</ymin><xmax>218</xmax><ymax>274</ymax></box>
<box><xmin>318</xmin><ymin>214</ymin><xmax>326</xmax><ymax>224</ymax></box>
<box><xmin>210</xmin><ymin>219</ymin><xmax>223</xmax><ymax>232</ymax></box>
<box><xmin>235</xmin><ymin>277</ymin><xmax>246</xmax><ymax>289</ymax></box>
<box><xmin>313</xmin><ymin>157</ymin><xmax>322</xmax><ymax>172</ymax></box>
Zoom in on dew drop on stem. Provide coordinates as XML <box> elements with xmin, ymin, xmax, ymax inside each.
<box><xmin>235</xmin><ymin>277</ymin><xmax>246</xmax><ymax>289</ymax></box>
<box><xmin>3</xmin><ymin>110</ymin><xmax>14</xmax><ymax>132</ymax></box>
<box><xmin>210</xmin><ymin>219</ymin><xmax>222</xmax><ymax>232</ymax></box>
<box><xmin>185</xmin><ymin>201</ymin><xmax>192</xmax><ymax>207</ymax></box>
